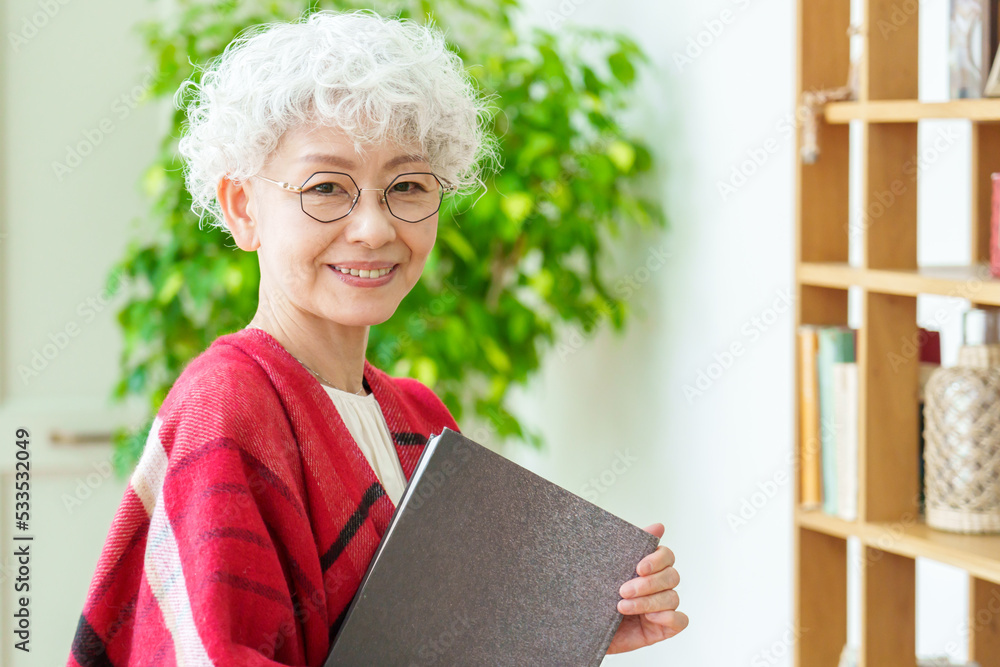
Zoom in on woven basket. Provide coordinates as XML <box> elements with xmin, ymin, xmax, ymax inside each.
<box><xmin>923</xmin><ymin>344</ymin><xmax>1000</xmax><ymax>534</ymax></box>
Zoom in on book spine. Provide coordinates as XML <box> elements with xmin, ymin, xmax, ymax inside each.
<box><xmin>798</xmin><ymin>327</ymin><xmax>822</xmax><ymax>509</ymax></box>
<box><xmin>591</xmin><ymin>613</ymin><xmax>625</xmax><ymax>666</ymax></box>
<box><xmin>828</xmin><ymin>327</ymin><xmax>857</xmax><ymax>522</ymax></box>
<box><xmin>835</xmin><ymin>362</ymin><xmax>859</xmax><ymax>522</ymax></box>
<box><xmin>817</xmin><ymin>328</ymin><xmax>841</xmax><ymax>516</ymax></box>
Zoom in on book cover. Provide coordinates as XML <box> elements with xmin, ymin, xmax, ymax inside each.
<box><xmin>798</xmin><ymin>326</ymin><xmax>822</xmax><ymax>509</ymax></box>
<box><xmin>833</xmin><ymin>361</ymin><xmax>858</xmax><ymax>522</ymax></box>
<box><xmin>817</xmin><ymin>326</ymin><xmax>855</xmax><ymax>517</ymax></box>
<box><xmin>324</xmin><ymin>428</ymin><xmax>659</xmax><ymax>666</ymax></box>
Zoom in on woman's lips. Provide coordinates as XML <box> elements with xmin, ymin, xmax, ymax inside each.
<box><xmin>328</xmin><ymin>264</ymin><xmax>398</xmax><ymax>286</ymax></box>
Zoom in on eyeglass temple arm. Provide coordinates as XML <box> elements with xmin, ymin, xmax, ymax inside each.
<box><xmin>255</xmin><ymin>175</ymin><xmax>303</xmax><ymax>193</ymax></box>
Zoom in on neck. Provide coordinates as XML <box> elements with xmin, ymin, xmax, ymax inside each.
<box><xmin>248</xmin><ymin>294</ymin><xmax>369</xmax><ymax>395</ymax></box>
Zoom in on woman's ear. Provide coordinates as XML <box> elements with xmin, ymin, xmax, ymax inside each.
<box><xmin>217</xmin><ymin>175</ymin><xmax>260</xmax><ymax>251</ymax></box>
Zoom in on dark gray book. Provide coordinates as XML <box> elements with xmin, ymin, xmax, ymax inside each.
<box><xmin>324</xmin><ymin>428</ymin><xmax>659</xmax><ymax>666</ymax></box>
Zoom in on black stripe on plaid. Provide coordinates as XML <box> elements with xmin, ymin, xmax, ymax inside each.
<box><xmin>209</xmin><ymin>571</ymin><xmax>295</xmax><ymax>609</ymax></box>
<box><xmin>70</xmin><ymin>614</ymin><xmax>114</xmax><ymax>667</ymax></box>
<box><xmin>392</xmin><ymin>432</ymin><xmax>427</xmax><ymax>446</ymax></box>
<box><xmin>320</xmin><ymin>482</ymin><xmax>384</xmax><ymax>572</ymax></box>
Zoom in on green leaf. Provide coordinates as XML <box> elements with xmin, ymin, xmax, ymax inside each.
<box><xmin>157</xmin><ymin>269</ymin><xmax>184</xmax><ymax>304</ymax></box>
<box><xmin>142</xmin><ymin>165</ymin><xmax>168</xmax><ymax>198</ymax></box>
<box><xmin>608</xmin><ymin>51</ymin><xmax>636</xmax><ymax>86</ymax></box>
<box><xmin>440</xmin><ymin>226</ymin><xmax>476</xmax><ymax>263</ymax></box>
<box><xmin>499</xmin><ymin>192</ymin><xmax>533</xmax><ymax>226</ymax></box>
<box><xmin>412</xmin><ymin>355</ymin><xmax>439</xmax><ymax>386</ymax></box>
<box><xmin>480</xmin><ymin>336</ymin><xmax>512</xmax><ymax>373</ymax></box>
<box><xmin>607</xmin><ymin>140</ymin><xmax>636</xmax><ymax>173</ymax></box>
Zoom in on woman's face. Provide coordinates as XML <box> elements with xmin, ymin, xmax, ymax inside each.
<box><xmin>241</xmin><ymin>124</ymin><xmax>439</xmax><ymax>328</ymax></box>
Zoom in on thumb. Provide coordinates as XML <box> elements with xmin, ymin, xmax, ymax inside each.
<box><xmin>642</xmin><ymin>522</ymin><xmax>665</xmax><ymax>539</ymax></box>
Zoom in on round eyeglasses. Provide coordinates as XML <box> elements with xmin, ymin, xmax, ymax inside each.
<box><xmin>254</xmin><ymin>171</ymin><xmax>453</xmax><ymax>223</ymax></box>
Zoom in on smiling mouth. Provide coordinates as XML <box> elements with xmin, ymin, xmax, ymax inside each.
<box><xmin>330</xmin><ymin>265</ymin><xmax>396</xmax><ymax>278</ymax></box>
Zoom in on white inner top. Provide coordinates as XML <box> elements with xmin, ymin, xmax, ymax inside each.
<box><xmin>321</xmin><ymin>384</ymin><xmax>407</xmax><ymax>506</ymax></box>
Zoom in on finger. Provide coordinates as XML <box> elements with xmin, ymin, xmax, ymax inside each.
<box><xmin>617</xmin><ymin>589</ymin><xmax>680</xmax><ymax>615</ymax></box>
<box><xmin>642</xmin><ymin>609</ymin><xmax>689</xmax><ymax>635</ymax></box>
<box><xmin>642</xmin><ymin>522</ymin><xmax>665</xmax><ymax>539</ymax></box>
<box><xmin>638</xmin><ymin>545</ymin><xmax>675</xmax><ymax>575</ymax></box>
<box><xmin>619</xmin><ymin>566</ymin><xmax>680</xmax><ymax>598</ymax></box>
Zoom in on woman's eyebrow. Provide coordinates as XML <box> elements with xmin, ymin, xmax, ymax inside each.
<box><xmin>384</xmin><ymin>154</ymin><xmax>429</xmax><ymax>170</ymax></box>
<box><xmin>297</xmin><ymin>153</ymin><xmax>356</xmax><ymax>169</ymax></box>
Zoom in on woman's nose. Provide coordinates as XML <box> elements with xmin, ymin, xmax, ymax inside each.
<box><xmin>342</xmin><ymin>188</ymin><xmax>397</xmax><ymax>248</ymax></box>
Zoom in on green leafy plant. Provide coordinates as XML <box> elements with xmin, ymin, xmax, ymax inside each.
<box><xmin>110</xmin><ymin>0</ymin><xmax>665</xmax><ymax>473</ymax></box>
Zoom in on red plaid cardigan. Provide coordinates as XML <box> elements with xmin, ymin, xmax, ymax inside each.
<box><xmin>68</xmin><ymin>327</ymin><xmax>459</xmax><ymax>666</ymax></box>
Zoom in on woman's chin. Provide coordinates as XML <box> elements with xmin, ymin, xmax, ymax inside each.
<box><xmin>320</xmin><ymin>304</ymin><xmax>400</xmax><ymax>328</ymax></box>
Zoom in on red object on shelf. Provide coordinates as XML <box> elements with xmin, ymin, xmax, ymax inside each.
<box><xmin>992</xmin><ymin>173</ymin><xmax>1000</xmax><ymax>278</ymax></box>
<box><xmin>919</xmin><ymin>328</ymin><xmax>941</xmax><ymax>365</ymax></box>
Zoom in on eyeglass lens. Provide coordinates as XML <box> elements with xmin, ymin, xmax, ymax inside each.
<box><xmin>299</xmin><ymin>172</ymin><xmax>444</xmax><ymax>223</ymax></box>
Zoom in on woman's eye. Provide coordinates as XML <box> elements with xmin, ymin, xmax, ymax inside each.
<box><xmin>309</xmin><ymin>182</ymin><xmax>349</xmax><ymax>195</ymax></box>
<box><xmin>392</xmin><ymin>181</ymin><xmax>424</xmax><ymax>193</ymax></box>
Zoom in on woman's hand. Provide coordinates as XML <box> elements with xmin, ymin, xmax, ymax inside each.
<box><xmin>606</xmin><ymin>522</ymin><xmax>688</xmax><ymax>654</ymax></box>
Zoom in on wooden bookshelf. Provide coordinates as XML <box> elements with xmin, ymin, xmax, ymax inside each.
<box><xmin>797</xmin><ymin>510</ymin><xmax>1000</xmax><ymax>586</ymax></box>
<box><xmin>825</xmin><ymin>99</ymin><xmax>1000</xmax><ymax>123</ymax></box>
<box><xmin>798</xmin><ymin>263</ymin><xmax>1000</xmax><ymax>305</ymax></box>
<box><xmin>795</xmin><ymin>3</ymin><xmax>1000</xmax><ymax>666</ymax></box>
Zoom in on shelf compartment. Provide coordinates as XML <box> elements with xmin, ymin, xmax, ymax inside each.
<box><xmin>797</xmin><ymin>509</ymin><xmax>1000</xmax><ymax>585</ymax></box>
<box><xmin>825</xmin><ymin>99</ymin><xmax>1000</xmax><ymax>124</ymax></box>
<box><xmin>797</xmin><ymin>262</ymin><xmax>1000</xmax><ymax>304</ymax></box>
<box><xmin>796</xmin><ymin>525</ymin><xmax>848</xmax><ymax>667</ymax></box>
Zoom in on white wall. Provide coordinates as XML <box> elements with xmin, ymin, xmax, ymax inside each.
<box><xmin>1</xmin><ymin>0</ymin><xmax>162</xmax><ymax>663</ymax></box>
<box><xmin>504</xmin><ymin>1</ymin><xmax>971</xmax><ymax>666</ymax></box>
<box><xmin>507</xmin><ymin>2</ymin><xmax>799</xmax><ymax>665</ymax></box>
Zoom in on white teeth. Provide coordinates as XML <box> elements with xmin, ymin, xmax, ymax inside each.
<box><xmin>334</xmin><ymin>266</ymin><xmax>393</xmax><ymax>278</ymax></box>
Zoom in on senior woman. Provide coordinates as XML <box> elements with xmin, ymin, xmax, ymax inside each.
<box><xmin>69</xmin><ymin>10</ymin><xmax>686</xmax><ymax>666</ymax></box>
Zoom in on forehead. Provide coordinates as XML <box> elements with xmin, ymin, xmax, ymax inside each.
<box><xmin>271</xmin><ymin>123</ymin><xmax>427</xmax><ymax>171</ymax></box>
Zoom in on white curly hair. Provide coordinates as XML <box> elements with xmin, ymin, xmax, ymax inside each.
<box><xmin>175</xmin><ymin>9</ymin><xmax>494</xmax><ymax>230</ymax></box>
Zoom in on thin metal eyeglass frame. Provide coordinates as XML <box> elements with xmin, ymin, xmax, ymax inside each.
<box><xmin>253</xmin><ymin>171</ymin><xmax>454</xmax><ymax>223</ymax></box>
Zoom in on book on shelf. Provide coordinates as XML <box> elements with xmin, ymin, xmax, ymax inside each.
<box><xmin>797</xmin><ymin>326</ymin><xmax>822</xmax><ymax>510</ymax></box>
<box><xmin>833</xmin><ymin>353</ymin><xmax>858</xmax><ymax>522</ymax></box>
<box><xmin>324</xmin><ymin>428</ymin><xmax>658</xmax><ymax>667</ymax></box>
<box><xmin>817</xmin><ymin>326</ymin><xmax>855</xmax><ymax>518</ymax></box>
<box><xmin>797</xmin><ymin>325</ymin><xmax>856</xmax><ymax>520</ymax></box>
<box><xmin>799</xmin><ymin>326</ymin><xmax>941</xmax><ymax>520</ymax></box>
